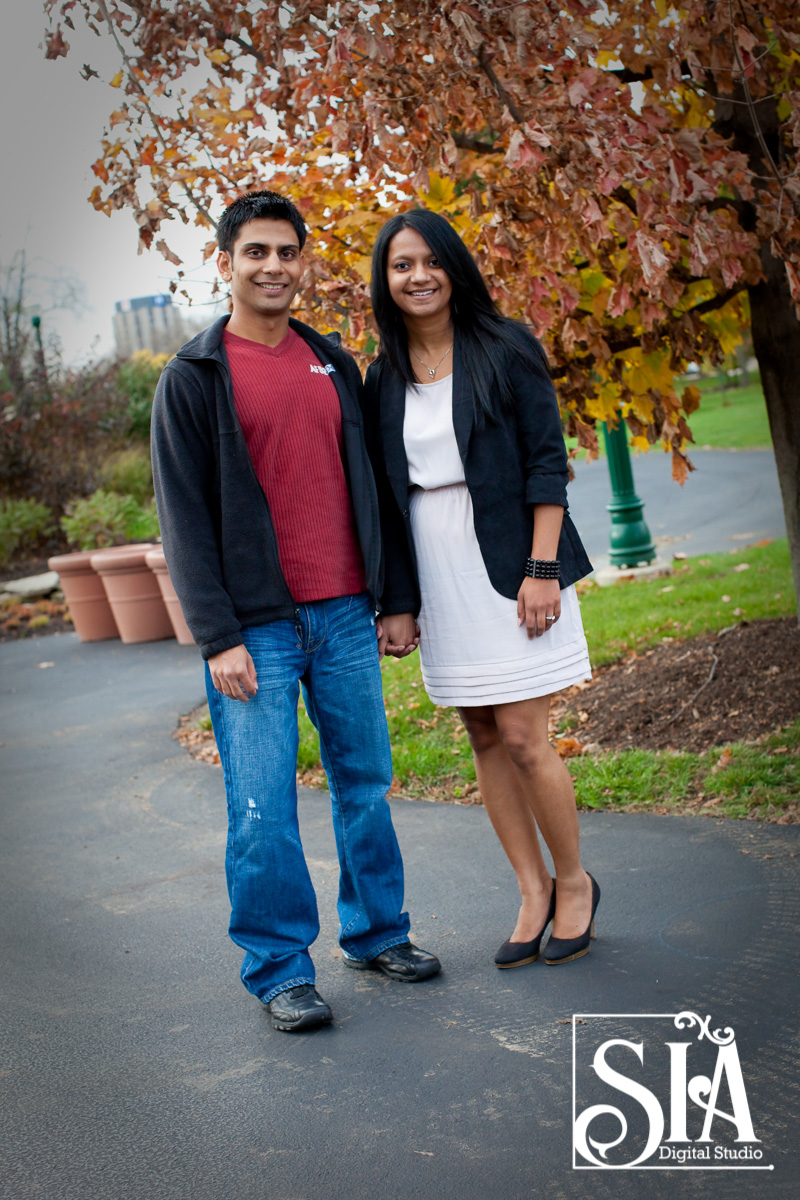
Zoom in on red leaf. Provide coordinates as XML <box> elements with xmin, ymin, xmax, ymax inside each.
<box><xmin>45</xmin><ymin>28</ymin><xmax>70</xmax><ymax>60</ymax></box>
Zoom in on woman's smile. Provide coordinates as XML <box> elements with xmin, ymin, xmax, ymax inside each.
<box><xmin>387</xmin><ymin>227</ymin><xmax>453</xmax><ymax>320</ymax></box>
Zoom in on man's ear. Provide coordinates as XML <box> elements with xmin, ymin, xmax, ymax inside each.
<box><xmin>217</xmin><ymin>249</ymin><xmax>232</xmax><ymax>281</ymax></box>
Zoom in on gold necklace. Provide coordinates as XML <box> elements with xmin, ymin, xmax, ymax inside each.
<box><xmin>410</xmin><ymin>342</ymin><xmax>453</xmax><ymax>379</ymax></box>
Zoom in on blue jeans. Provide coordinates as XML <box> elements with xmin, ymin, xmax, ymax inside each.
<box><xmin>205</xmin><ymin>593</ymin><xmax>410</xmax><ymax>1003</ymax></box>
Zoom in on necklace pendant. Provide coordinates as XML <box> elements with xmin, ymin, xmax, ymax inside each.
<box><xmin>428</xmin><ymin>368</ymin><xmax>435</xmax><ymax>377</ymax></box>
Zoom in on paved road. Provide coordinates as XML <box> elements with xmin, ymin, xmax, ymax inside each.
<box><xmin>567</xmin><ymin>448</ymin><xmax>785</xmax><ymax>564</ymax></box>
<box><xmin>1</xmin><ymin>635</ymin><xmax>798</xmax><ymax>1199</ymax></box>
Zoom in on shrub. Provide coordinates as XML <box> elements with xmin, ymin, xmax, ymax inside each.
<box><xmin>99</xmin><ymin>446</ymin><xmax>154</xmax><ymax>504</ymax></box>
<box><xmin>116</xmin><ymin>350</ymin><xmax>169</xmax><ymax>440</ymax></box>
<box><xmin>60</xmin><ymin>490</ymin><xmax>160</xmax><ymax>550</ymax></box>
<box><xmin>0</xmin><ymin>498</ymin><xmax>56</xmax><ymax>567</ymax></box>
<box><xmin>0</xmin><ymin>363</ymin><xmax>127</xmax><ymax>515</ymax></box>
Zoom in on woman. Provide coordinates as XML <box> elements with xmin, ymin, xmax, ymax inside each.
<box><xmin>365</xmin><ymin>208</ymin><xmax>599</xmax><ymax>967</ymax></box>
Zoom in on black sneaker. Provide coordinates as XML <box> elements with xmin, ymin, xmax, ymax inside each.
<box><xmin>266</xmin><ymin>985</ymin><xmax>333</xmax><ymax>1032</ymax></box>
<box><xmin>342</xmin><ymin>941</ymin><xmax>441</xmax><ymax>982</ymax></box>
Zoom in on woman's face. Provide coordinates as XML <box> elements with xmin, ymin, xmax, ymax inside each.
<box><xmin>386</xmin><ymin>227</ymin><xmax>453</xmax><ymax>322</ymax></box>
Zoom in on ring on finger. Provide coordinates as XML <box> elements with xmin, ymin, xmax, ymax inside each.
<box><xmin>545</xmin><ymin>614</ymin><xmax>557</xmax><ymax>622</ymax></box>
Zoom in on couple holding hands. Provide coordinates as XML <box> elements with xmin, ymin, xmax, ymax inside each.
<box><xmin>152</xmin><ymin>190</ymin><xmax>599</xmax><ymax>1033</ymax></box>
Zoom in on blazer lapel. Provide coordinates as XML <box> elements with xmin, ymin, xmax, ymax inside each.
<box><xmin>379</xmin><ymin>368</ymin><xmax>410</xmax><ymax>512</ymax></box>
<box><xmin>451</xmin><ymin>336</ymin><xmax>474</xmax><ymax>463</ymax></box>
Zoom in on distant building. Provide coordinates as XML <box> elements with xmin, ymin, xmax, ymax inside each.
<box><xmin>113</xmin><ymin>294</ymin><xmax>186</xmax><ymax>358</ymax></box>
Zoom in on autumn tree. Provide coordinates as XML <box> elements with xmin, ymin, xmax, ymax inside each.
<box><xmin>45</xmin><ymin>0</ymin><xmax>800</xmax><ymax>601</ymax></box>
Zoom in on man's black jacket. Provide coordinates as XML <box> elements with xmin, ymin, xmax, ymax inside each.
<box><xmin>363</xmin><ymin>323</ymin><xmax>593</xmax><ymax>617</ymax></box>
<box><xmin>151</xmin><ymin>315</ymin><xmax>382</xmax><ymax>660</ymax></box>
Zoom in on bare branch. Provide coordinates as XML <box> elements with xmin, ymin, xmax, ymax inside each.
<box><xmin>95</xmin><ymin>0</ymin><xmax>217</xmax><ymax>229</ymax></box>
<box><xmin>728</xmin><ymin>0</ymin><xmax>800</xmax><ymax>221</ymax></box>
<box><xmin>476</xmin><ymin>45</ymin><xmax>525</xmax><ymax>124</ymax></box>
<box><xmin>452</xmin><ymin>131</ymin><xmax>497</xmax><ymax>154</ymax></box>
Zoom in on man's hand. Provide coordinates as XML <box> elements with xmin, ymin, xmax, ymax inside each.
<box><xmin>208</xmin><ymin>644</ymin><xmax>258</xmax><ymax>701</ymax></box>
<box><xmin>517</xmin><ymin>578</ymin><xmax>561</xmax><ymax>639</ymax></box>
<box><xmin>376</xmin><ymin>613</ymin><xmax>420</xmax><ymax>659</ymax></box>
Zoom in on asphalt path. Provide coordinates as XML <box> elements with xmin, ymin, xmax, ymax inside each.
<box><xmin>1</xmin><ymin>634</ymin><xmax>798</xmax><ymax>1200</ymax></box>
<box><xmin>567</xmin><ymin>448</ymin><xmax>785</xmax><ymax>564</ymax></box>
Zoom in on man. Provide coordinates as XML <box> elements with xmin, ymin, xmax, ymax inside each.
<box><xmin>151</xmin><ymin>190</ymin><xmax>439</xmax><ymax>1032</ymax></box>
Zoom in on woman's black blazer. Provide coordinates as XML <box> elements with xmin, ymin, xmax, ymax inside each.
<box><xmin>362</xmin><ymin>323</ymin><xmax>593</xmax><ymax>617</ymax></box>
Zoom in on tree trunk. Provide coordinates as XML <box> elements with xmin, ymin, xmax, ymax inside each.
<box><xmin>748</xmin><ymin>244</ymin><xmax>800</xmax><ymax>620</ymax></box>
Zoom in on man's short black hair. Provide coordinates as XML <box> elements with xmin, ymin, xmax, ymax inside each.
<box><xmin>216</xmin><ymin>190</ymin><xmax>307</xmax><ymax>254</ymax></box>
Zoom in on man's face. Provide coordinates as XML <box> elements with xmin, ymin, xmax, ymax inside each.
<box><xmin>217</xmin><ymin>218</ymin><xmax>305</xmax><ymax>320</ymax></box>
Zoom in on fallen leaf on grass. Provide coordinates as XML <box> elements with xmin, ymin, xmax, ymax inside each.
<box><xmin>555</xmin><ymin>736</ymin><xmax>584</xmax><ymax>758</ymax></box>
<box><xmin>732</xmin><ymin>563</ymin><xmax>750</xmax><ymax>573</ymax></box>
<box><xmin>712</xmin><ymin>749</ymin><xmax>733</xmax><ymax>774</ymax></box>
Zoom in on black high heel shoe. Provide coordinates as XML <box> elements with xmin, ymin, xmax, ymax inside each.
<box><xmin>494</xmin><ymin>881</ymin><xmax>556</xmax><ymax>968</ymax></box>
<box><xmin>543</xmin><ymin>874</ymin><xmax>600</xmax><ymax>966</ymax></box>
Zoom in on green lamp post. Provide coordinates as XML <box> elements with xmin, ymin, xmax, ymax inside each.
<box><xmin>601</xmin><ymin>416</ymin><xmax>656</xmax><ymax>568</ymax></box>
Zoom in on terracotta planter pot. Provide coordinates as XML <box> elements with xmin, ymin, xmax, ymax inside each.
<box><xmin>90</xmin><ymin>544</ymin><xmax>174</xmax><ymax>644</ymax></box>
<box><xmin>47</xmin><ymin>550</ymin><xmax>120</xmax><ymax>642</ymax></box>
<box><xmin>144</xmin><ymin>547</ymin><xmax>195</xmax><ymax>646</ymax></box>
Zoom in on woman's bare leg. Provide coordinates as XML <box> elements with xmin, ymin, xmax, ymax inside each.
<box><xmin>458</xmin><ymin>704</ymin><xmax>554</xmax><ymax>941</ymax></box>
<box><xmin>492</xmin><ymin>696</ymin><xmax>592</xmax><ymax>940</ymax></box>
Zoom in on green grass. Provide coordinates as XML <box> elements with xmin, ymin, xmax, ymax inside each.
<box><xmin>568</xmin><ymin>722</ymin><xmax>800</xmax><ymax>822</ymax></box>
<box><xmin>565</xmin><ymin>372</ymin><xmax>772</xmax><ymax>458</ymax></box>
<box><xmin>579</xmin><ymin>538</ymin><xmax>794</xmax><ymax>667</ymax></box>
<box><xmin>189</xmin><ymin>538</ymin><xmax>797</xmax><ymax>821</ymax></box>
<box><xmin>289</xmin><ymin>538</ymin><xmax>798</xmax><ymax>818</ymax></box>
<box><xmin>685</xmin><ymin>375</ymin><xmax>772</xmax><ymax>450</ymax></box>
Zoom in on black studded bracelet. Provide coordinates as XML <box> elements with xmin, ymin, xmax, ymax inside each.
<box><xmin>525</xmin><ymin>558</ymin><xmax>561</xmax><ymax>580</ymax></box>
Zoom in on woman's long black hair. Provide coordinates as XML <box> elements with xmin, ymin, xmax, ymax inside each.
<box><xmin>370</xmin><ymin>208</ymin><xmax>549</xmax><ymax>423</ymax></box>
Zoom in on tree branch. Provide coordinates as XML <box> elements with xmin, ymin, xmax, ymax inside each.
<box><xmin>549</xmin><ymin>284</ymin><xmax>747</xmax><ymax>379</ymax></box>
<box><xmin>452</xmin><ymin>131</ymin><xmax>497</xmax><ymax>153</ymax></box>
<box><xmin>476</xmin><ymin>45</ymin><xmax>526</xmax><ymax>124</ymax></box>
<box><xmin>218</xmin><ymin>30</ymin><xmax>265</xmax><ymax>65</ymax></box>
<box><xmin>727</xmin><ymin>0</ymin><xmax>800</xmax><ymax>221</ymax></box>
<box><xmin>95</xmin><ymin>0</ymin><xmax>217</xmax><ymax>230</ymax></box>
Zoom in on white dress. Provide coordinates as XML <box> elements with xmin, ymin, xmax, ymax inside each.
<box><xmin>404</xmin><ymin>375</ymin><xmax>592</xmax><ymax>706</ymax></box>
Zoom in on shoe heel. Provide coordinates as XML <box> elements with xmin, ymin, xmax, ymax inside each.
<box><xmin>543</xmin><ymin>874</ymin><xmax>600</xmax><ymax>966</ymax></box>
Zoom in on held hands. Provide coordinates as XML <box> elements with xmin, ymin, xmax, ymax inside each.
<box><xmin>376</xmin><ymin>612</ymin><xmax>420</xmax><ymax>660</ymax></box>
<box><xmin>208</xmin><ymin>644</ymin><xmax>258</xmax><ymax>701</ymax></box>
<box><xmin>517</xmin><ymin>577</ymin><xmax>561</xmax><ymax>640</ymax></box>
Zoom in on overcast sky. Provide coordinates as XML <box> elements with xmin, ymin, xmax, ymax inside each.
<box><xmin>0</xmin><ymin>4</ymin><xmax>221</xmax><ymax>363</ymax></box>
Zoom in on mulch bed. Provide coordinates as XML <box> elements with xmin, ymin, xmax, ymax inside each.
<box><xmin>0</xmin><ymin>599</ymin><xmax>74</xmax><ymax>642</ymax></box>
<box><xmin>554</xmin><ymin>618</ymin><xmax>800</xmax><ymax>753</ymax></box>
<box><xmin>0</xmin><ymin>554</ymin><xmax>75</xmax><ymax>643</ymax></box>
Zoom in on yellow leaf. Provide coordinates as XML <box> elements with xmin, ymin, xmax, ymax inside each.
<box><xmin>351</xmin><ymin>256</ymin><xmax>372</xmax><ymax>282</ymax></box>
<box><xmin>777</xmin><ymin>97</ymin><xmax>792</xmax><ymax>122</ymax></box>
<box><xmin>423</xmin><ymin>173</ymin><xmax>458</xmax><ymax>212</ymax></box>
<box><xmin>205</xmin><ymin>48</ymin><xmax>230</xmax><ymax>65</ymax></box>
<box><xmin>110</xmin><ymin>69</ymin><xmax>124</xmax><ymax>88</ymax></box>
<box><xmin>592</xmin><ymin>288</ymin><xmax>611</xmax><ymax>320</ymax></box>
<box><xmin>584</xmin><ymin>378</ymin><xmax>623</xmax><ymax>425</ymax></box>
